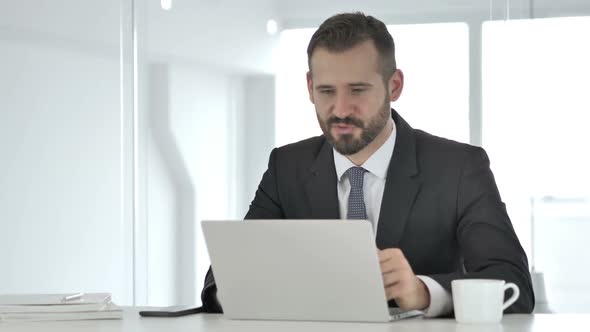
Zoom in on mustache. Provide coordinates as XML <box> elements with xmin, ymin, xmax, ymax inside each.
<box><xmin>327</xmin><ymin>116</ymin><xmax>364</xmax><ymax>128</ymax></box>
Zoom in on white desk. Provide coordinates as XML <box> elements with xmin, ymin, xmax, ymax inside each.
<box><xmin>1</xmin><ymin>308</ymin><xmax>589</xmax><ymax>332</ymax></box>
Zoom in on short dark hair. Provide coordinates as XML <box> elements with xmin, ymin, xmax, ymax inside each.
<box><xmin>307</xmin><ymin>12</ymin><xmax>397</xmax><ymax>81</ymax></box>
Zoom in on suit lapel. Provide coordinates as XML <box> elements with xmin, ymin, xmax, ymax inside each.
<box><xmin>304</xmin><ymin>140</ymin><xmax>340</xmax><ymax>219</ymax></box>
<box><xmin>376</xmin><ymin>110</ymin><xmax>422</xmax><ymax>249</ymax></box>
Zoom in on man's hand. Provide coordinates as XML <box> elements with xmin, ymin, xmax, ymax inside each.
<box><xmin>378</xmin><ymin>248</ymin><xmax>430</xmax><ymax>311</ymax></box>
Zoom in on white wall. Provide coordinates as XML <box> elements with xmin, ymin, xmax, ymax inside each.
<box><xmin>144</xmin><ymin>62</ymin><xmax>245</xmax><ymax>305</ymax></box>
<box><xmin>0</xmin><ymin>38</ymin><xmax>129</xmax><ymax>303</ymax></box>
<box><xmin>137</xmin><ymin>0</ymin><xmax>280</xmax><ymax>305</ymax></box>
<box><xmin>142</xmin><ymin>66</ymin><xmax>277</xmax><ymax>306</ymax></box>
<box><xmin>238</xmin><ymin>75</ymin><xmax>276</xmax><ymax>218</ymax></box>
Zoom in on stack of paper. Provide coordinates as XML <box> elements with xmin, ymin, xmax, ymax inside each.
<box><xmin>0</xmin><ymin>293</ymin><xmax>122</xmax><ymax>322</ymax></box>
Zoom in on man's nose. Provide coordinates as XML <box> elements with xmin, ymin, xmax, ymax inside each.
<box><xmin>332</xmin><ymin>92</ymin><xmax>353</xmax><ymax>118</ymax></box>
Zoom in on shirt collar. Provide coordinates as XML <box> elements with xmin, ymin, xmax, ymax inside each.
<box><xmin>333</xmin><ymin>119</ymin><xmax>397</xmax><ymax>181</ymax></box>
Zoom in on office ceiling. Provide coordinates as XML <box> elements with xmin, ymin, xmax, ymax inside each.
<box><xmin>1</xmin><ymin>0</ymin><xmax>589</xmax><ymax>74</ymax></box>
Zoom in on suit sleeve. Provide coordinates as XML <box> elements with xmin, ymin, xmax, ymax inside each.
<box><xmin>428</xmin><ymin>147</ymin><xmax>535</xmax><ymax>314</ymax></box>
<box><xmin>244</xmin><ymin>148</ymin><xmax>285</xmax><ymax>219</ymax></box>
<box><xmin>201</xmin><ymin>148</ymin><xmax>284</xmax><ymax>312</ymax></box>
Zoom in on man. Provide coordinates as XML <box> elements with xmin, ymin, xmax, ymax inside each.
<box><xmin>201</xmin><ymin>12</ymin><xmax>534</xmax><ymax>316</ymax></box>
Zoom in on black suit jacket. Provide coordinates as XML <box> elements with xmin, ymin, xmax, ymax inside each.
<box><xmin>201</xmin><ymin>110</ymin><xmax>534</xmax><ymax>314</ymax></box>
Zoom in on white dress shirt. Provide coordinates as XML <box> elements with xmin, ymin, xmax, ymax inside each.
<box><xmin>332</xmin><ymin>120</ymin><xmax>453</xmax><ymax>317</ymax></box>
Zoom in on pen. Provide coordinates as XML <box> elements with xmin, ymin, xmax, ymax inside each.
<box><xmin>61</xmin><ymin>293</ymin><xmax>84</xmax><ymax>303</ymax></box>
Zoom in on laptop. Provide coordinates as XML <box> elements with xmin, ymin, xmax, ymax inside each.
<box><xmin>201</xmin><ymin>219</ymin><xmax>424</xmax><ymax>322</ymax></box>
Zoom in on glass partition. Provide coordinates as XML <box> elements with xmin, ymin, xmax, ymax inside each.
<box><xmin>0</xmin><ymin>0</ymin><xmax>129</xmax><ymax>303</ymax></box>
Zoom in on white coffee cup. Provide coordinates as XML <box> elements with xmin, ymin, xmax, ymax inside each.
<box><xmin>452</xmin><ymin>279</ymin><xmax>520</xmax><ymax>324</ymax></box>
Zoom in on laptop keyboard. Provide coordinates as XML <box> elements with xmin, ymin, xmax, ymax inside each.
<box><xmin>388</xmin><ymin>307</ymin><xmax>405</xmax><ymax>315</ymax></box>
<box><xmin>388</xmin><ymin>307</ymin><xmax>424</xmax><ymax>321</ymax></box>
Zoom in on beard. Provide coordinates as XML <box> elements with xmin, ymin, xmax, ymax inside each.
<box><xmin>318</xmin><ymin>98</ymin><xmax>391</xmax><ymax>155</ymax></box>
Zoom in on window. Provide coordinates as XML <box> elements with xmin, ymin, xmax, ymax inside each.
<box><xmin>483</xmin><ymin>17</ymin><xmax>590</xmax><ymax>312</ymax></box>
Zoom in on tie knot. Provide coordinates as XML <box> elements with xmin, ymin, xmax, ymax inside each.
<box><xmin>346</xmin><ymin>166</ymin><xmax>367</xmax><ymax>188</ymax></box>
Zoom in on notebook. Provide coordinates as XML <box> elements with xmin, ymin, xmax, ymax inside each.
<box><xmin>0</xmin><ymin>304</ymin><xmax>122</xmax><ymax>322</ymax></box>
<box><xmin>0</xmin><ymin>293</ymin><xmax>122</xmax><ymax>322</ymax></box>
<box><xmin>201</xmin><ymin>219</ymin><xmax>424</xmax><ymax>322</ymax></box>
<box><xmin>0</xmin><ymin>293</ymin><xmax>111</xmax><ymax>308</ymax></box>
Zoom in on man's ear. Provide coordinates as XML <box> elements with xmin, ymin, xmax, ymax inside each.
<box><xmin>388</xmin><ymin>69</ymin><xmax>404</xmax><ymax>102</ymax></box>
<box><xmin>306</xmin><ymin>71</ymin><xmax>315</xmax><ymax>104</ymax></box>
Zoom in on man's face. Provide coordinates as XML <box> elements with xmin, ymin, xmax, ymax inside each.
<box><xmin>307</xmin><ymin>40</ymin><xmax>401</xmax><ymax>155</ymax></box>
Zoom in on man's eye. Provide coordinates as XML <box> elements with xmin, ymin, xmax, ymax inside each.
<box><xmin>319</xmin><ymin>90</ymin><xmax>334</xmax><ymax>95</ymax></box>
<box><xmin>352</xmin><ymin>88</ymin><xmax>366</xmax><ymax>94</ymax></box>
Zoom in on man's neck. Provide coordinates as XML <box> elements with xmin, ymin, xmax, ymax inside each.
<box><xmin>346</xmin><ymin>118</ymin><xmax>394</xmax><ymax>166</ymax></box>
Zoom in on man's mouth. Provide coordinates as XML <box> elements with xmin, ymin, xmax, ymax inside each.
<box><xmin>332</xmin><ymin>123</ymin><xmax>357</xmax><ymax>135</ymax></box>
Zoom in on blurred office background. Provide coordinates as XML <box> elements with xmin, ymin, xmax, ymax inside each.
<box><xmin>1</xmin><ymin>0</ymin><xmax>589</xmax><ymax>312</ymax></box>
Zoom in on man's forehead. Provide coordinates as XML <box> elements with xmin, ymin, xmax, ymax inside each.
<box><xmin>309</xmin><ymin>41</ymin><xmax>381</xmax><ymax>80</ymax></box>
<box><xmin>310</xmin><ymin>61</ymin><xmax>381</xmax><ymax>85</ymax></box>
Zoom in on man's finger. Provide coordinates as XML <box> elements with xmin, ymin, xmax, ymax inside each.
<box><xmin>379</xmin><ymin>258</ymin><xmax>398</xmax><ymax>274</ymax></box>
<box><xmin>385</xmin><ymin>283</ymin><xmax>404</xmax><ymax>301</ymax></box>
<box><xmin>379</xmin><ymin>254</ymin><xmax>407</xmax><ymax>274</ymax></box>
<box><xmin>378</xmin><ymin>248</ymin><xmax>404</xmax><ymax>262</ymax></box>
<box><xmin>385</xmin><ymin>280</ymin><xmax>414</xmax><ymax>300</ymax></box>
<box><xmin>382</xmin><ymin>270</ymin><xmax>403</xmax><ymax>288</ymax></box>
<box><xmin>377</xmin><ymin>250</ymin><xmax>391</xmax><ymax>263</ymax></box>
